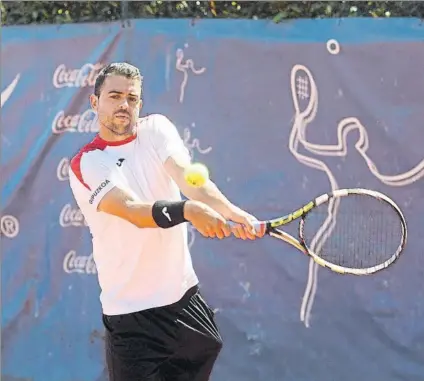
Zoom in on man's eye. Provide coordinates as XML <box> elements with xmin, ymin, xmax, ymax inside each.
<box><xmin>111</xmin><ymin>95</ymin><xmax>120</xmax><ymax>99</ymax></box>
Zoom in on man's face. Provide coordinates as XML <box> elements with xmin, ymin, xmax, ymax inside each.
<box><xmin>91</xmin><ymin>75</ymin><xmax>142</xmax><ymax>136</ymax></box>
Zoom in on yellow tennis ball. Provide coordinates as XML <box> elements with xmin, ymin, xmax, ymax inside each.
<box><xmin>184</xmin><ymin>163</ymin><xmax>209</xmax><ymax>187</ymax></box>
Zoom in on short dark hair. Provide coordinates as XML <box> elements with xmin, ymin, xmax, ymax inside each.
<box><xmin>94</xmin><ymin>62</ymin><xmax>143</xmax><ymax>97</ymax></box>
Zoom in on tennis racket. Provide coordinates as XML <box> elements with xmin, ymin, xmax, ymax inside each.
<box><xmin>238</xmin><ymin>188</ymin><xmax>407</xmax><ymax>275</ymax></box>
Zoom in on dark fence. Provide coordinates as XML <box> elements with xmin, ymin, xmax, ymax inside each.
<box><xmin>2</xmin><ymin>1</ymin><xmax>424</xmax><ymax>26</ymax></box>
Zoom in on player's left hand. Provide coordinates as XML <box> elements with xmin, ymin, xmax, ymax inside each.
<box><xmin>227</xmin><ymin>207</ymin><xmax>265</xmax><ymax>240</ymax></box>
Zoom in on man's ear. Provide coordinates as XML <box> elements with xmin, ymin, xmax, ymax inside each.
<box><xmin>89</xmin><ymin>94</ymin><xmax>98</xmax><ymax>111</ymax></box>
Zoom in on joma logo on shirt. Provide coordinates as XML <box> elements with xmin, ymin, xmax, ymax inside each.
<box><xmin>89</xmin><ymin>180</ymin><xmax>110</xmax><ymax>204</ymax></box>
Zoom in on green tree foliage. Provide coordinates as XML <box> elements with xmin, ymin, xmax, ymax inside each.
<box><xmin>2</xmin><ymin>1</ymin><xmax>424</xmax><ymax>26</ymax></box>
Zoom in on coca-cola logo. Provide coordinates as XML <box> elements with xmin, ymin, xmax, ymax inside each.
<box><xmin>57</xmin><ymin>157</ymin><xmax>70</xmax><ymax>181</ymax></box>
<box><xmin>53</xmin><ymin>63</ymin><xmax>104</xmax><ymax>89</ymax></box>
<box><xmin>60</xmin><ymin>204</ymin><xmax>87</xmax><ymax>227</ymax></box>
<box><xmin>63</xmin><ymin>250</ymin><xmax>97</xmax><ymax>274</ymax></box>
<box><xmin>52</xmin><ymin>109</ymin><xmax>98</xmax><ymax>134</ymax></box>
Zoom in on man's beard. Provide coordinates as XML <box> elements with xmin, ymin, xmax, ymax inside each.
<box><xmin>105</xmin><ymin>120</ymin><xmax>133</xmax><ymax>136</ymax></box>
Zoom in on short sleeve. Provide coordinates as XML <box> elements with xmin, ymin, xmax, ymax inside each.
<box><xmin>149</xmin><ymin>114</ymin><xmax>191</xmax><ymax>165</ymax></box>
<box><xmin>69</xmin><ymin>149</ymin><xmax>115</xmax><ymax>210</ymax></box>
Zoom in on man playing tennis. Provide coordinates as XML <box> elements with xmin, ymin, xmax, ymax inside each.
<box><xmin>68</xmin><ymin>62</ymin><xmax>262</xmax><ymax>381</ymax></box>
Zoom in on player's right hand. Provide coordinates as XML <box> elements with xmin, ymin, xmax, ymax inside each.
<box><xmin>184</xmin><ymin>200</ymin><xmax>232</xmax><ymax>239</ymax></box>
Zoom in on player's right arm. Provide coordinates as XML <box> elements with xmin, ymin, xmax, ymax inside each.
<box><xmin>69</xmin><ymin>149</ymin><xmax>231</xmax><ymax>238</ymax></box>
<box><xmin>98</xmin><ymin>187</ymin><xmax>231</xmax><ymax>238</ymax></box>
<box><xmin>97</xmin><ymin>187</ymin><xmax>157</xmax><ymax>227</ymax></box>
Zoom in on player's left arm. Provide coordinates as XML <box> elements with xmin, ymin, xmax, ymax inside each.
<box><xmin>148</xmin><ymin>114</ymin><xmax>259</xmax><ymax>240</ymax></box>
<box><xmin>165</xmin><ymin>156</ymin><xmax>258</xmax><ymax>240</ymax></box>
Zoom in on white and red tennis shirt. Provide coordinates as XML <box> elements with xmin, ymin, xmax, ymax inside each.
<box><xmin>69</xmin><ymin>114</ymin><xmax>198</xmax><ymax>315</ymax></box>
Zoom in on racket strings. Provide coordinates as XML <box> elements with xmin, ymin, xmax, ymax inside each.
<box><xmin>302</xmin><ymin>195</ymin><xmax>403</xmax><ymax>269</ymax></box>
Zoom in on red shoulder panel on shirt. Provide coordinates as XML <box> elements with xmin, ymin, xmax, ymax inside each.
<box><xmin>70</xmin><ymin>133</ymin><xmax>137</xmax><ymax>190</ymax></box>
<box><xmin>70</xmin><ymin>136</ymin><xmax>107</xmax><ymax>191</ymax></box>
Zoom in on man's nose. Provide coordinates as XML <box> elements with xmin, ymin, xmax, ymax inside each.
<box><xmin>119</xmin><ymin>99</ymin><xmax>129</xmax><ymax>110</ymax></box>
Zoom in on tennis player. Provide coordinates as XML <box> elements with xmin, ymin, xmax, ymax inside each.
<box><xmin>68</xmin><ymin>62</ymin><xmax>263</xmax><ymax>381</ymax></box>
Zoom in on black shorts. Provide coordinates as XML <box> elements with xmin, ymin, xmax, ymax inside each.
<box><xmin>102</xmin><ymin>286</ymin><xmax>223</xmax><ymax>381</ymax></box>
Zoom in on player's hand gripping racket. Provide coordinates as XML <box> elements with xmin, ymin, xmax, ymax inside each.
<box><xmin>232</xmin><ymin>188</ymin><xmax>407</xmax><ymax>275</ymax></box>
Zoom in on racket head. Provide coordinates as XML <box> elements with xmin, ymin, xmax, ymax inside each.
<box><xmin>298</xmin><ymin>188</ymin><xmax>407</xmax><ymax>275</ymax></box>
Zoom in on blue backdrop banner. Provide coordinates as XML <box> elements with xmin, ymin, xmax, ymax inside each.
<box><xmin>2</xmin><ymin>18</ymin><xmax>424</xmax><ymax>381</ymax></box>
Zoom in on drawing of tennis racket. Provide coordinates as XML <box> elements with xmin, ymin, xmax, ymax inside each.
<box><xmin>234</xmin><ymin>188</ymin><xmax>407</xmax><ymax>275</ymax></box>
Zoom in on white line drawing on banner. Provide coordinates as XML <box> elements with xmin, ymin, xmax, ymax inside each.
<box><xmin>239</xmin><ymin>281</ymin><xmax>251</xmax><ymax>302</ymax></box>
<box><xmin>183</xmin><ymin>122</ymin><xmax>213</xmax><ymax>158</ymax></box>
<box><xmin>183</xmin><ymin>120</ymin><xmax>213</xmax><ymax>249</ymax></box>
<box><xmin>187</xmin><ymin>224</ymin><xmax>196</xmax><ymax>249</ymax></box>
<box><xmin>290</xmin><ymin>64</ymin><xmax>424</xmax><ymax>327</ymax></box>
<box><xmin>176</xmin><ymin>47</ymin><xmax>206</xmax><ymax>103</ymax></box>
<box><xmin>63</xmin><ymin>250</ymin><xmax>97</xmax><ymax>274</ymax></box>
<box><xmin>59</xmin><ymin>204</ymin><xmax>87</xmax><ymax>227</ymax></box>
<box><xmin>1</xmin><ymin>73</ymin><xmax>20</xmax><ymax>108</ymax></box>
<box><xmin>182</xmin><ymin>121</ymin><xmax>212</xmax><ymax>248</ymax></box>
<box><xmin>57</xmin><ymin>157</ymin><xmax>70</xmax><ymax>181</ymax></box>
<box><xmin>0</xmin><ymin>215</ymin><xmax>19</xmax><ymax>238</ymax></box>
<box><xmin>326</xmin><ymin>39</ymin><xmax>341</xmax><ymax>55</ymax></box>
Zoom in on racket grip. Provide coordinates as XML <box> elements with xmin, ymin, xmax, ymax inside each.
<box><xmin>227</xmin><ymin>221</ymin><xmax>266</xmax><ymax>235</ymax></box>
